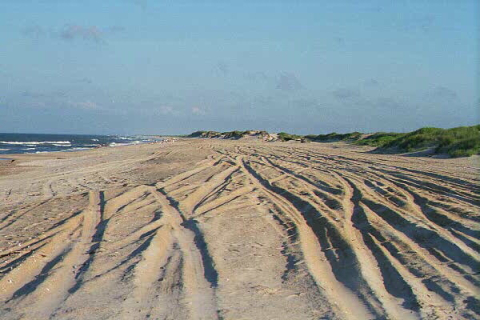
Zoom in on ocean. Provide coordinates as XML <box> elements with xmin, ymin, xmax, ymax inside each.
<box><xmin>0</xmin><ymin>133</ymin><xmax>162</xmax><ymax>155</ymax></box>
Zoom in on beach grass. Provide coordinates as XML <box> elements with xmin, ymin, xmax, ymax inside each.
<box><xmin>189</xmin><ymin>125</ymin><xmax>480</xmax><ymax>157</ymax></box>
<box><xmin>380</xmin><ymin>125</ymin><xmax>480</xmax><ymax>157</ymax></box>
<box><xmin>354</xmin><ymin>132</ymin><xmax>405</xmax><ymax>147</ymax></box>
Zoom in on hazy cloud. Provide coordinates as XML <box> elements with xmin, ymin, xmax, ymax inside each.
<box><xmin>22</xmin><ymin>90</ymin><xmax>66</xmax><ymax>99</ymax></box>
<box><xmin>22</xmin><ymin>91</ymin><xmax>46</xmax><ymax>98</ymax></box>
<box><xmin>332</xmin><ymin>88</ymin><xmax>361</xmax><ymax>100</ymax></box>
<box><xmin>191</xmin><ymin>106</ymin><xmax>206</xmax><ymax>115</ymax></box>
<box><xmin>276</xmin><ymin>73</ymin><xmax>303</xmax><ymax>92</ymax></box>
<box><xmin>215</xmin><ymin>62</ymin><xmax>229</xmax><ymax>76</ymax></box>
<box><xmin>132</xmin><ymin>0</ymin><xmax>148</xmax><ymax>10</ymax></box>
<box><xmin>159</xmin><ymin>105</ymin><xmax>174</xmax><ymax>115</ymax></box>
<box><xmin>60</xmin><ymin>25</ymin><xmax>104</xmax><ymax>43</ymax></box>
<box><xmin>244</xmin><ymin>71</ymin><xmax>268</xmax><ymax>82</ymax></box>
<box><xmin>12</xmin><ymin>90</ymin><xmax>109</xmax><ymax>112</ymax></box>
<box><xmin>22</xmin><ymin>24</ymin><xmax>124</xmax><ymax>43</ymax></box>
<box><xmin>401</xmin><ymin>15</ymin><xmax>435</xmax><ymax>32</ymax></box>
<box><xmin>22</xmin><ymin>25</ymin><xmax>45</xmax><ymax>38</ymax></box>
<box><xmin>364</xmin><ymin>79</ymin><xmax>379</xmax><ymax>87</ymax></box>
<box><xmin>70</xmin><ymin>100</ymin><xmax>99</xmax><ymax>110</ymax></box>
<box><xmin>107</xmin><ymin>26</ymin><xmax>126</xmax><ymax>34</ymax></box>
<box><xmin>252</xmin><ymin>95</ymin><xmax>274</xmax><ymax>106</ymax></box>
<box><xmin>431</xmin><ymin>86</ymin><xmax>457</xmax><ymax>100</ymax></box>
<box><xmin>77</xmin><ymin>78</ymin><xmax>93</xmax><ymax>84</ymax></box>
<box><xmin>374</xmin><ymin>97</ymin><xmax>403</xmax><ymax>110</ymax></box>
<box><xmin>287</xmin><ymin>98</ymin><xmax>323</xmax><ymax>117</ymax></box>
<box><xmin>335</xmin><ymin>37</ymin><xmax>345</xmax><ymax>45</ymax></box>
<box><xmin>290</xmin><ymin>98</ymin><xmax>319</xmax><ymax>109</ymax></box>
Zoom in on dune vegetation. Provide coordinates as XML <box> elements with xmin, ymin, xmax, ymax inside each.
<box><xmin>286</xmin><ymin>125</ymin><xmax>480</xmax><ymax>157</ymax></box>
<box><xmin>305</xmin><ymin>132</ymin><xmax>362</xmax><ymax>142</ymax></box>
<box><xmin>354</xmin><ymin>132</ymin><xmax>405</xmax><ymax>147</ymax></box>
<box><xmin>380</xmin><ymin>125</ymin><xmax>480</xmax><ymax>157</ymax></box>
<box><xmin>188</xmin><ymin>125</ymin><xmax>480</xmax><ymax>157</ymax></box>
<box><xmin>189</xmin><ymin>130</ymin><xmax>271</xmax><ymax>140</ymax></box>
<box><xmin>277</xmin><ymin>132</ymin><xmax>303</xmax><ymax>141</ymax></box>
<box><xmin>188</xmin><ymin>125</ymin><xmax>479</xmax><ymax>157</ymax></box>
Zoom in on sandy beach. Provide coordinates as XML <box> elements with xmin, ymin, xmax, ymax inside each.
<box><xmin>0</xmin><ymin>139</ymin><xmax>479</xmax><ymax>320</ymax></box>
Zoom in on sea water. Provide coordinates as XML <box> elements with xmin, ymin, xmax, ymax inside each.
<box><xmin>0</xmin><ymin>133</ymin><xmax>161</xmax><ymax>155</ymax></box>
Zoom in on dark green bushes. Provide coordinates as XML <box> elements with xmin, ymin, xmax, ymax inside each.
<box><xmin>380</xmin><ymin>125</ymin><xmax>480</xmax><ymax>157</ymax></box>
<box><xmin>188</xmin><ymin>125</ymin><xmax>480</xmax><ymax>157</ymax></box>
<box><xmin>355</xmin><ymin>132</ymin><xmax>405</xmax><ymax>147</ymax></box>
<box><xmin>307</xmin><ymin>132</ymin><xmax>362</xmax><ymax>142</ymax></box>
<box><xmin>278</xmin><ymin>132</ymin><xmax>302</xmax><ymax>141</ymax></box>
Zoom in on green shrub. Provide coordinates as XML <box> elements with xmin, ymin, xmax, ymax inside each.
<box><xmin>278</xmin><ymin>132</ymin><xmax>302</xmax><ymax>141</ymax></box>
<box><xmin>222</xmin><ymin>131</ymin><xmax>247</xmax><ymax>139</ymax></box>
<box><xmin>308</xmin><ymin>131</ymin><xmax>363</xmax><ymax>142</ymax></box>
<box><xmin>188</xmin><ymin>125</ymin><xmax>480</xmax><ymax>157</ymax></box>
<box><xmin>380</xmin><ymin>125</ymin><xmax>480</xmax><ymax>157</ymax></box>
<box><xmin>355</xmin><ymin>132</ymin><xmax>405</xmax><ymax>147</ymax></box>
<box><xmin>437</xmin><ymin>136</ymin><xmax>480</xmax><ymax>157</ymax></box>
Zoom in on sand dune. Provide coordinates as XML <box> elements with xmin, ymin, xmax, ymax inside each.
<box><xmin>0</xmin><ymin>139</ymin><xmax>479</xmax><ymax>319</ymax></box>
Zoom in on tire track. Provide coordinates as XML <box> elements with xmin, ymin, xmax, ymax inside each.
<box><xmin>231</xmin><ymin>154</ymin><xmax>375</xmax><ymax>320</ymax></box>
<box><xmin>11</xmin><ymin>191</ymin><xmax>103</xmax><ymax>319</ymax></box>
<box><xmin>1</xmin><ymin>139</ymin><xmax>478</xmax><ymax>319</ymax></box>
<box><xmin>225</xmin><ymin>147</ymin><xmax>479</xmax><ymax>319</ymax></box>
<box><xmin>149</xmin><ymin>188</ymin><xmax>219</xmax><ymax>320</ymax></box>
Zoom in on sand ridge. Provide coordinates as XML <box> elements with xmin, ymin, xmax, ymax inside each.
<box><xmin>0</xmin><ymin>139</ymin><xmax>479</xmax><ymax>319</ymax></box>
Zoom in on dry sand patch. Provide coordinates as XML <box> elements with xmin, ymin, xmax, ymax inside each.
<box><xmin>0</xmin><ymin>140</ymin><xmax>478</xmax><ymax>319</ymax></box>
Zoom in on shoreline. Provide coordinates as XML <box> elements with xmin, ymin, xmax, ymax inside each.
<box><xmin>0</xmin><ymin>133</ymin><xmax>166</xmax><ymax>158</ymax></box>
<box><xmin>0</xmin><ymin>139</ymin><xmax>176</xmax><ymax>178</ymax></box>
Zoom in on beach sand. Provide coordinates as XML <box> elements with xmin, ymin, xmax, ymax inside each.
<box><xmin>0</xmin><ymin>139</ymin><xmax>479</xmax><ymax>319</ymax></box>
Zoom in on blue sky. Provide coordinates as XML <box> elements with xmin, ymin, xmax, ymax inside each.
<box><xmin>0</xmin><ymin>0</ymin><xmax>478</xmax><ymax>134</ymax></box>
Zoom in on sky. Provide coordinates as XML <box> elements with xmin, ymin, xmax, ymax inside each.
<box><xmin>0</xmin><ymin>0</ymin><xmax>478</xmax><ymax>135</ymax></box>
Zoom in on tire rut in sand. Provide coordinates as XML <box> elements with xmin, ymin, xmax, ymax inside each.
<box><xmin>149</xmin><ymin>188</ymin><xmax>219</xmax><ymax>320</ymax></box>
<box><xmin>1</xmin><ymin>140</ymin><xmax>479</xmax><ymax>320</ymax></box>
<box><xmin>221</xmin><ymin>147</ymin><xmax>479</xmax><ymax>319</ymax></box>
<box><xmin>232</xmin><ymin>154</ymin><xmax>376</xmax><ymax>320</ymax></box>
<box><xmin>0</xmin><ymin>191</ymin><xmax>103</xmax><ymax>319</ymax></box>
